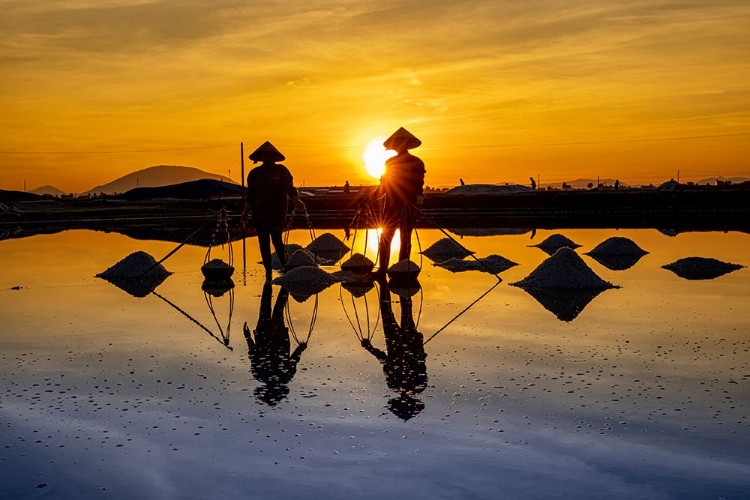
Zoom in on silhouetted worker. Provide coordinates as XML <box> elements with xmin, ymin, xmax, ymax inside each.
<box><xmin>343</xmin><ymin>180</ymin><xmax>351</xmax><ymax>195</ymax></box>
<box><xmin>530</xmin><ymin>177</ymin><xmax>536</xmax><ymax>190</ymax></box>
<box><xmin>375</xmin><ymin>127</ymin><xmax>426</xmax><ymax>277</ymax></box>
<box><xmin>241</xmin><ymin>141</ymin><xmax>303</xmax><ymax>282</ymax></box>
<box><xmin>243</xmin><ymin>284</ymin><xmax>306</xmax><ymax>406</ymax></box>
<box><xmin>614</xmin><ymin>179</ymin><xmax>620</xmax><ymax>191</ymax></box>
<box><xmin>361</xmin><ymin>285</ymin><xmax>427</xmax><ymax>420</ymax></box>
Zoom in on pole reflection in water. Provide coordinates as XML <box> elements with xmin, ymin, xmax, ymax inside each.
<box><xmin>202</xmin><ymin>279</ymin><xmax>235</xmax><ymax>347</ymax></box>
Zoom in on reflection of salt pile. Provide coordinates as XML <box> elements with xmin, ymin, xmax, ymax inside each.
<box><xmin>422</xmin><ymin>238</ymin><xmax>473</xmax><ymax>262</ymax></box>
<box><xmin>532</xmin><ymin>234</ymin><xmax>581</xmax><ymax>254</ymax></box>
<box><xmin>662</xmin><ymin>257</ymin><xmax>744</xmax><ymax>280</ymax></box>
<box><xmin>272</xmin><ymin>266</ymin><xmax>339</xmax><ymax>301</ymax></box>
<box><xmin>96</xmin><ymin>251</ymin><xmax>172</xmax><ymax>298</ymax></box>
<box><xmin>435</xmin><ymin>254</ymin><xmax>516</xmax><ymax>275</ymax></box>
<box><xmin>586</xmin><ymin>237</ymin><xmax>647</xmax><ymax>256</ymax></box>
<box><xmin>512</xmin><ymin>247</ymin><xmax>616</xmax><ymax>290</ymax></box>
<box><xmin>387</xmin><ymin>259</ymin><xmax>420</xmax><ymax>282</ymax></box>
<box><xmin>341</xmin><ymin>253</ymin><xmax>375</xmax><ymax>274</ymax></box>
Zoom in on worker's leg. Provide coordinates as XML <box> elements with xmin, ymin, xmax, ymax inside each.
<box><xmin>270</xmin><ymin>230</ymin><xmax>286</xmax><ymax>269</ymax></box>
<box><xmin>378</xmin><ymin>226</ymin><xmax>395</xmax><ymax>276</ymax></box>
<box><xmin>257</xmin><ymin>229</ymin><xmax>273</xmax><ymax>281</ymax></box>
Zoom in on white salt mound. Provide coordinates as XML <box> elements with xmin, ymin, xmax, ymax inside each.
<box><xmin>270</xmin><ymin>244</ymin><xmax>304</xmax><ymax>269</ymax></box>
<box><xmin>387</xmin><ymin>259</ymin><xmax>421</xmax><ymax>281</ymax></box>
<box><xmin>341</xmin><ymin>253</ymin><xmax>375</xmax><ymax>272</ymax></box>
<box><xmin>306</xmin><ymin>233</ymin><xmax>350</xmax><ymax>253</ymax></box>
<box><xmin>422</xmin><ymin>238</ymin><xmax>473</xmax><ymax>261</ymax></box>
<box><xmin>203</xmin><ymin>258</ymin><xmax>233</xmax><ymax>269</ymax></box>
<box><xmin>273</xmin><ymin>265</ymin><xmax>338</xmax><ymax>299</ymax></box>
<box><xmin>97</xmin><ymin>251</ymin><xmax>171</xmax><ymax>280</ymax></box>
<box><xmin>512</xmin><ymin>247</ymin><xmax>616</xmax><ymax>290</ymax></box>
<box><xmin>662</xmin><ymin>257</ymin><xmax>743</xmax><ymax>280</ymax></box>
<box><xmin>586</xmin><ymin>237</ymin><xmax>647</xmax><ymax>256</ymax></box>
<box><xmin>533</xmin><ymin>234</ymin><xmax>581</xmax><ymax>250</ymax></box>
<box><xmin>286</xmin><ymin>249</ymin><xmax>317</xmax><ymax>269</ymax></box>
<box><xmin>436</xmin><ymin>254</ymin><xmax>517</xmax><ymax>274</ymax></box>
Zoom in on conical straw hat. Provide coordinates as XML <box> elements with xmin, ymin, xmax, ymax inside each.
<box><xmin>383</xmin><ymin>127</ymin><xmax>422</xmax><ymax>150</ymax></box>
<box><xmin>249</xmin><ymin>141</ymin><xmax>285</xmax><ymax>162</ymax></box>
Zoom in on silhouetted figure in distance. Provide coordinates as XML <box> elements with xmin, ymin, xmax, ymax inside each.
<box><xmin>530</xmin><ymin>177</ymin><xmax>536</xmax><ymax>190</ymax></box>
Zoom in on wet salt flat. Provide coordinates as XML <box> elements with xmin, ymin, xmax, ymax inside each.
<box><xmin>1</xmin><ymin>228</ymin><xmax>749</xmax><ymax>499</ymax></box>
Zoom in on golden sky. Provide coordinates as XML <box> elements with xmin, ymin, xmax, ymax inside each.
<box><xmin>1</xmin><ymin>0</ymin><xmax>749</xmax><ymax>192</ymax></box>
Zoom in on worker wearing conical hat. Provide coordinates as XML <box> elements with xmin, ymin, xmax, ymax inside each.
<box><xmin>241</xmin><ymin>141</ymin><xmax>303</xmax><ymax>282</ymax></box>
<box><xmin>376</xmin><ymin>127</ymin><xmax>426</xmax><ymax>277</ymax></box>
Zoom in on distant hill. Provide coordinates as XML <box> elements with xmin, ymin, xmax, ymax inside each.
<box><xmin>84</xmin><ymin>165</ymin><xmax>235</xmax><ymax>195</ymax></box>
<box><xmin>115</xmin><ymin>178</ymin><xmax>244</xmax><ymax>200</ymax></box>
<box><xmin>0</xmin><ymin>189</ymin><xmax>44</xmax><ymax>202</ymax></box>
<box><xmin>30</xmin><ymin>185</ymin><xmax>68</xmax><ymax>196</ymax></box>
<box><xmin>695</xmin><ymin>176</ymin><xmax>750</xmax><ymax>185</ymax></box>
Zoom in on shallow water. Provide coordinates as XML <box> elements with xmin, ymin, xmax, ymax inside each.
<box><xmin>1</xmin><ymin>228</ymin><xmax>749</xmax><ymax>499</ymax></box>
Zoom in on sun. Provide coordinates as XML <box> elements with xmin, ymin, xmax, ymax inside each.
<box><xmin>362</xmin><ymin>137</ymin><xmax>396</xmax><ymax>179</ymax></box>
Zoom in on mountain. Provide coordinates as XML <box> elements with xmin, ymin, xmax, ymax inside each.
<box><xmin>30</xmin><ymin>185</ymin><xmax>68</xmax><ymax>196</ymax></box>
<box><xmin>83</xmin><ymin>165</ymin><xmax>235</xmax><ymax>195</ymax></box>
<box><xmin>695</xmin><ymin>176</ymin><xmax>750</xmax><ymax>185</ymax></box>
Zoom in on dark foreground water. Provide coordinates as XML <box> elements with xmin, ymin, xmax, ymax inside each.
<box><xmin>1</xmin><ymin>228</ymin><xmax>748</xmax><ymax>499</ymax></box>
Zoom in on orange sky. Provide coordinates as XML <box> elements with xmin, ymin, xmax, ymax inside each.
<box><xmin>1</xmin><ymin>1</ymin><xmax>749</xmax><ymax>193</ymax></box>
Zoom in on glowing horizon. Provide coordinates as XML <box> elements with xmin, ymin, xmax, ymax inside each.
<box><xmin>1</xmin><ymin>1</ymin><xmax>748</xmax><ymax>193</ymax></box>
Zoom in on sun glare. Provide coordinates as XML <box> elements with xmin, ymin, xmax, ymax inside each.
<box><xmin>362</xmin><ymin>137</ymin><xmax>396</xmax><ymax>180</ymax></box>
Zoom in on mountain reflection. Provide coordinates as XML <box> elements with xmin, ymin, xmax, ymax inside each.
<box><xmin>362</xmin><ymin>283</ymin><xmax>427</xmax><ymax>420</ymax></box>
<box><xmin>244</xmin><ymin>284</ymin><xmax>307</xmax><ymax>406</ymax></box>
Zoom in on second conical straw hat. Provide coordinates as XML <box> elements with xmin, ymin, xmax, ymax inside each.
<box><xmin>383</xmin><ymin>127</ymin><xmax>422</xmax><ymax>150</ymax></box>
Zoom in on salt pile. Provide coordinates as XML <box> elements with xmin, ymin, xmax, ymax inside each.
<box><xmin>531</xmin><ymin>234</ymin><xmax>581</xmax><ymax>254</ymax></box>
<box><xmin>96</xmin><ymin>251</ymin><xmax>172</xmax><ymax>297</ymax></box>
<box><xmin>98</xmin><ymin>251</ymin><xmax>169</xmax><ymax>279</ymax></box>
<box><xmin>387</xmin><ymin>259</ymin><xmax>421</xmax><ymax>282</ymax></box>
<box><xmin>306</xmin><ymin>233</ymin><xmax>350</xmax><ymax>254</ymax></box>
<box><xmin>341</xmin><ymin>253</ymin><xmax>375</xmax><ymax>273</ymax></box>
<box><xmin>511</xmin><ymin>247</ymin><xmax>617</xmax><ymax>290</ymax></box>
<box><xmin>285</xmin><ymin>249</ymin><xmax>317</xmax><ymax>269</ymax></box>
<box><xmin>435</xmin><ymin>254</ymin><xmax>517</xmax><ymax>274</ymax></box>
<box><xmin>272</xmin><ymin>265</ymin><xmax>339</xmax><ymax>300</ymax></box>
<box><xmin>662</xmin><ymin>257</ymin><xmax>744</xmax><ymax>280</ymax></box>
<box><xmin>270</xmin><ymin>244</ymin><xmax>303</xmax><ymax>269</ymax></box>
<box><xmin>201</xmin><ymin>258</ymin><xmax>234</xmax><ymax>281</ymax></box>
<box><xmin>421</xmin><ymin>238</ymin><xmax>473</xmax><ymax>262</ymax></box>
<box><xmin>585</xmin><ymin>237</ymin><xmax>648</xmax><ymax>271</ymax></box>
<box><xmin>585</xmin><ymin>237</ymin><xmax>647</xmax><ymax>256</ymax></box>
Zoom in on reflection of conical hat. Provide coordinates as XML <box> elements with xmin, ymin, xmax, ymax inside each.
<box><xmin>249</xmin><ymin>141</ymin><xmax>285</xmax><ymax>163</ymax></box>
<box><xmin>383</xmin><ymin>127</ymin><xmax>421</xmax><ymax>150</ymax></box>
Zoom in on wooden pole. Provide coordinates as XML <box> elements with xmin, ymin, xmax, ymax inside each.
<box><xmin>240</xmin><ymin>142</ymin><xmax>245</xmax><ymax>188</ymax></box>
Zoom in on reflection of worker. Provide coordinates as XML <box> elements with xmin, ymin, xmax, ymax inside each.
<box><xmin>361</xmin><ymin>285</ymin><xmax>427</xmax><ymax>420</ymax></box>
<box><xmin>243</xmin><ymin>284</ymin><xmax>306</xmax><ymax>406</ymax></box>
<box><xmin>375</xmin><ymin>128</ymin><xmax>426</xmax><ymax>277</ymax></box>
<box><xmin>241</xmin><ymin>141</ymin><xmax>303</xmax><ymax>282</ymax></box>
